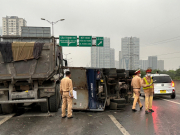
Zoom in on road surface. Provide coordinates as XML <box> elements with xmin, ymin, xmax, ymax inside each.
<box><xmin>0</xmin><ymin>94</ymin><xmax>180</xmax><ymax>135</ymax></box>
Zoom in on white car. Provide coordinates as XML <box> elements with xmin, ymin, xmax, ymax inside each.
<box><xmin>141</xmin><ymin>74</ymin><xmax>176</xmax><ymax>99</ymax></box>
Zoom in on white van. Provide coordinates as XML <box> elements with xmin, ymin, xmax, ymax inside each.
<box><xmin>141</xmin><ymin>74</ymin><xmax>176</xmax><ymax>99</ymax></box>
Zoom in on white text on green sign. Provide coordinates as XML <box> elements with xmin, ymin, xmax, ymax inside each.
<box><xmin>79</xmin><ymin>36</ymin><xmax>92</xmax><ymax>47</ymax></box>
<box><xmin>59</xmin><ymin>36</ymin><xmax>77</xmax><ymax>47</ymax></box>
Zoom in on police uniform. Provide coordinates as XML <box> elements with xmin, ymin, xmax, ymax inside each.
<box><xmin>131</xmin><ymin>70</ymin><xmax>143</xmax><ymax>111</ymax></box>
<box><xmin>60</xmin><ymin>77</ymin><xmax>73</xmax><ymax>118</ymax></box>
<box><xmin>142</xmin><ymin>69</ymin><xmax>154</xmax><ymax>114</ymax></box>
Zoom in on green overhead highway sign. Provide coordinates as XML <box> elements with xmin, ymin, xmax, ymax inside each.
<box><xmin>59</xmin><ymin>36</ymin><xmax>77</xmax><ymax>47</ymax></box>
<box><xmin>96</xmin><ymin>37</ymin><xmax>104</xmax><ymax>47</ymax></box>
<box><xmin>79</xmin><ymin>36</ymin><xmax>92</xmax><ymax>47</ymax></box>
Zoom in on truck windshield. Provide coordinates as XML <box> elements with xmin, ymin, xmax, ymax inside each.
<box><xmin>153</xmin><ymin>76</ymin><xmax>172</xmax><ymax>83</ymax></box>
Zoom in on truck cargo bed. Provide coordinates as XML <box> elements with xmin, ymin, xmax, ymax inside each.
<box><xmin>0</xmin><ymin>43</ymin><xmax>55</xmax><ymax>81</ymax></box>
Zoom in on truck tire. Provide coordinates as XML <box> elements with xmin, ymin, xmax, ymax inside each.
<box><xmin>56</xmin><ymin>83</ymin><xmax>61</xmax><ymax>109</ymax></box>
<box><xmin>128</xmin><ymin>70</ymin><xmax>136</xmax><ymax>76</ymax></box>
<box><xmin>103</xmin><ymin>69</ymin><xmax>110</xmax><ymax>75</ymax></box>
<box><xmin>0</xmin><ymin>104</ymin><xmax>2</xmax><ymax>114</ymax></box>
<box><xmin>116</xmin><ymin>69</ymin><xmax>125</xmax><ymax>73</ymax></box>
<box><xmin>1</xmin><ymin>104</ymin><xmax>14</xmax><ymax>114</ymax></box>
<box><xmin>117</xmin><ymin>73</ymin><xmax>126</xmax><ymax>78</ymax></box>
<box><xmin>40</xmin><ymin>99</ymin><xmax>49</xmax><ymax>113</ymax></box>
<box><xmin>49</xmin><ymin>84</ymin><xmax>60</xmax><ymax>112</ymax></box>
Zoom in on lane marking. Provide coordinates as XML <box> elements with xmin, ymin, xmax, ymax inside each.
<box><xmin>0</xmin><ymin>113</ymin><xmax>15</xmax><ymax>126</ymax></box>
<box><xmin>108</xmin><ymin>115</ymin><xmax>130</xmax><ymax>135</ymax></box>
<box><xmin>162</xmin><ymin>99</ymin><xmax>180</xmax><ymax>104</ymax></box>
<box><xmin>19</xmin><ymin>112</ymin><xmax>55</xmax><ymax>117</ymax></box>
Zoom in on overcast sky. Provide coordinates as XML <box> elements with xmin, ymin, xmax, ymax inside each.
<box><xmin>1</xmin><ymin>0</ymin><xmax>180</xmax><ymax>70</ymax></box>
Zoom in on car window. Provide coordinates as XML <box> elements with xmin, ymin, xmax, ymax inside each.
<box><xmin>153</xmin><ymin>76</ymin><xmax>171</xmax><ymax>83</ymax></box>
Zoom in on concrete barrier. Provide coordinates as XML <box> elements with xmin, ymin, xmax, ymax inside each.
<box><xmin>173</xmin><ymin>80</ymin><xmax>180</xmax><ymax>94</ymax></box>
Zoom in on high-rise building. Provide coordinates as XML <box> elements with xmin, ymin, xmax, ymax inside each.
<box><xmin>121</xmin><ymin>37</ymin><xmax>139</xmax><ymax>70</ymax></box>
<box><xmin>139</xmin><ymin>60</ymin><xmax>148</xmax><ymax>70</ymax></box>
<box><xmin>143</xmin><ymin>60</ymin><xmax>148</xmax><ymax>70</ymax></box>
<box><xmin>103</xmin><ymin>38</ymin><xmax>111</xmax><ymax>68</ymax></box>
<box><xmin>119</xmin><ymin>51</ymin><xmax>122</xmax><ymax>69</ymax></box>
<box><xmin>0</xmin><ymin>27</ymin><xmax>2</xmax><ymax>36</ymax></box>
<box><xmin>91</xmin><ymin>37</ymin><xmax>111</xmax><ymax>68</ymax></box>
<box><xmin>21</xmin><ymin>26</ymin><xmax>51</xmax><ymax>37</ymax></box>
<box><xmin>115</xmin><ymin>60</ymin><xmax>119</xmax><ymax>69</ymax></box>
<box><xmin>91</xmin><ymin>46</ymin><xmax>98</xmax><ymax>67</ymax></box>
<box><xmin>2</xmin><ymin>16</ymin><xmax>27</xmax><ymax>36</ymax></box>
<box><xmin>157</xmin><ymin>60</ymin><xmax>164</xmax><ymax>71</ymax></box>
<box><xmin>0</xmin><ymin>27</ymin><xmax>2</xmax><ymax>42</ymax></box>
<box><xmin>148</xmin><ymin>56</ymin><xmax>157</xmax><ymax>70</ymax></box>
<box><xmin>139</xmin><ymin>60</ymin><xmax>143</xmax><ymax>69</ymax></box>
<box><xmin>110</xmin><ymin>48</ymin><xmax>115</xmax><ymax>68</ymax></box>
<box><xmin>2</xmin><ymin>26</ymin><xmax>51</xmax><ymax>43</ymax></box>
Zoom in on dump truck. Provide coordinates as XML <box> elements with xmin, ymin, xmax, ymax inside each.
<box><xmin>0</xmin><ymin>37</ymin><xmax>135</xmax><ymax>114</ymax></box>
<box><xmin>0</xmin><ymin>41</ymin><xmax>65</xmax><ymax>114</ymax></box>
<box><xmin>70</xmin><ymin>67</ymin><xmax>135</xmax><ymax>111</ymax></box>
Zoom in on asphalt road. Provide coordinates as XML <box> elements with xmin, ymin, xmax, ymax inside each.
<box><xmin>0</xmin><ymin>94</ymin><xmax>180</xmax><ymax>135</ymax></box>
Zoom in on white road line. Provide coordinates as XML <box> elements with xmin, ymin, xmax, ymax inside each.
<box><xmin>162</xmin><ymin>99</ymin><xmax>180</xmax><ymax>104</ymax></box>
<box><xmin>19</xmin><ymin>112</ymin><xmax>55</xmax><ymax>117</ymax></box>
<box><xmin>0</xmin><ymin>113</ymin><xmax>15</xmax><ymax>126</ymax></box>
<box><xmin>108</xmin><ymin>115</ymin><xmax>130</xmax><ymax>135</ymax></box>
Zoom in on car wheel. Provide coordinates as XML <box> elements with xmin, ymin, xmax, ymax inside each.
<box><xmin>171</xmin><ymin>93</ymin><xmax>176</xmax><ymax>99</ymax></box>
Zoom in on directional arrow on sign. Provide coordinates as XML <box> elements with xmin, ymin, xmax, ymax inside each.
<box><xmin>96</xmin><ymin>37</ymin><xmax>104</xmax><ymax>47</ymax></box>
<box><xmin>98</xmin><ymin>41</ymin><xmax>102</xmax><ymax>46</ymax></box>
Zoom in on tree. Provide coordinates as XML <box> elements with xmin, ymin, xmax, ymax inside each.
<box><xmin>140</xmin><ymin>69</ymin><xmax>146</xmax><ymax>78</ymax></box>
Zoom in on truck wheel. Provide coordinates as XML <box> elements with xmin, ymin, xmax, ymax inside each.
<box><xmin>56</xmin><ymin>84</ymin><xmax>61</xmax><ymax>109</ymax></box>
<box><xmin>49</xmin><ymin>84</ymin><xmax>60</xmax><ymax>112</ymax></box>
<box><xmin>103</xmin><ymin>68</ymin><xmax>110</xmax><ymax>75</ymax></box>
<box><xmin>40</xmin><ymin>99</ymin><xmax>49</xmax><ymax>113</ymax></box>
<box><xmin>128</xmin><ymin>70</ymin><xmax>136</xmax><ymax>76</ymax></box>
<box><xmin>117</xmin><ymin>73</ymin><xmax>126</xmax><ymax>78</ymax></box>
<box><xmin>116</xmin><ymin>69</ymin><xmax>125</xmax><ymax>73</ymax></box>
<box><xmin>1</xmin><ymin>104</ymin><xmax>14</xmax><ymax>114</ymax></box>
<box><xmin>0</xmin><ymin>104</ymin><xmax>2</xmax><ymax>114</ymax></box>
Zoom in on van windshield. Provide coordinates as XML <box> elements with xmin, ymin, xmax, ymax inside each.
<box><xmin>153</xmin><ymin>76</ymin><xmax>172</xmax><ymax>83</ymax></box>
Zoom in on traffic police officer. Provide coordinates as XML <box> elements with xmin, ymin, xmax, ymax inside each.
<box><xmin>60</xmin><ymin>71</ymin><xmax>74</xmax><ymax>118</ymax></box>
<box><xmin>131</xmin><ymin>69</ymin><xmax>143</xmax><ymax>112</ymax></box>
<box><xmin>142</xmin><ymin>68</ymin><xmax>154</xmax><ymax>114</ymax></box>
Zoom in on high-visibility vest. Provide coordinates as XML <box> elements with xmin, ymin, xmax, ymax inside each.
<box><xmin>143</xmin><ymin>77</ymin><xmax>153</xmax><ymax>90</ymax></box>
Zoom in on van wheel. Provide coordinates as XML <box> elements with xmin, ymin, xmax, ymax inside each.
<box><xmin>171</xmin><ymin>94</ymin><xmax>176</xmax><ymax>99</ymax></box>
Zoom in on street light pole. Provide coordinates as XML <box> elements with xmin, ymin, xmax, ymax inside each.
<box><xmin>52</xmin><ymin>22</ymin><xmax>54</xmax><ymax>37</ymax></box>
<box><xmin>41</xmin><ymin>18</ymin><xmax>65</xmax><ymax>36</ymax></box>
